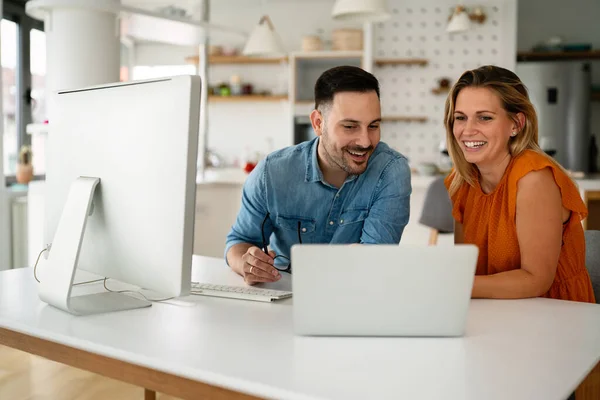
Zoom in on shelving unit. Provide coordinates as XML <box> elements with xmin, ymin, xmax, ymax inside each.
<box><xmin>291</xmin><ymin>51</ymin><xmax>364</xmax><ymax>107</ymax></box>
<box><xmin>209</xmin><ymin>95</ymin><xmax>288</xmax><ymax>102</ymax></box>
<box><xmin>374</xmin><ymin>58</ymin><xmax>429</xmax><ymax>67</ymax></box>
<box><xmin>291</xmin><ymin>50</ymin><xmax>364</xmax><ymax>60</ymax></box>
<box><xmin>516</xmin><ymin>50</ymin><xmax>600</xmax><ymax>62</ymax></box>
<box><xmin>382</xmin><ymin>116</ymin><xmax>428</xmax><ymax>123</ymax></box>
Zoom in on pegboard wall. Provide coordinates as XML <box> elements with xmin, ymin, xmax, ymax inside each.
<box><xmin>374</xmin><ymin>0</ymin><xmax>516</xmax><ymax>166</ymax></box>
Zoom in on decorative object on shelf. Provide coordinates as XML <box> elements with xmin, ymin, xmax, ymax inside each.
<box><xmin>16</xmin><ymin>145</ymin><xmax>34</xmax><ymax>184</ymax></box>
<box><xmin>447</xmin><ymin>5</ymin><xmax>486</xmax><ymax>33</ymax></box>
<box><xmin>331</xmin><ymin>0</ymin><xmax>390</xmax><ymax>22</ymax></box>
<box><xmin>243</xmin><ymin>15</ymin><xmax>285</xmax><ymax>57</ymax></box>
<box><xmin>221</xmin><ymin>46</ymin><xmax>239</xmax><ymax>56</ymax></box>
<box><xmin>332</xmin><ymin>29</ymin><xmax>363</xmax><ymax>51</ymax></box>
<box><xmin>208</xmin><ymin>45</ymin><xmax>223</xmax><ymax>56</ymax></box>
<box><xmin>416</xmin><ymin>162</ymin><xmax>440</xmax><ymax>176</ymax></box>
<box><xmin>302</xmin><ymin>35</ymin><xmax>324</xmax><ymax>52</ymax></box>
<box><xmin>230</xmin><ymin>75</ymin><xmax>242</xmax><ymax>96</ymax></box>
<box><xmin>431</xmin><ymin>77</ymin><xmax>452</xmax><ymax>95</ymax></box>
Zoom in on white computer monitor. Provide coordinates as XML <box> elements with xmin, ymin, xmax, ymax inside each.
<box><xmin>39</xmin><ymin>75</ymin><xmax>201</xmax><ymax>315</ymax></box>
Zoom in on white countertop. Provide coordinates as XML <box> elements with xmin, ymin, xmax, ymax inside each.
<box><xmin>2</xmin><ymin>256</ymin><xmax>600</xmax><ymax>400</ymax></box>
<box><xmin>198</xmin><ymin>167</ymin><xmax>600</xmax><ymax>192</ymax></box>
<box><xmin>197</xmin><ymin>167</ymin><xmax>442</xmax><ymax>189</ymax></box>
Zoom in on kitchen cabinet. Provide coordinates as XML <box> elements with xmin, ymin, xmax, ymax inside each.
<box><xmin>584</xmin><ymin>190</ymin><xmax>600</xmax><ymax>230</ymax></box>
<box><xmin>193</xmin><ymin>182</ymin><xmax>243</xmax><ymax>258</ymax></box>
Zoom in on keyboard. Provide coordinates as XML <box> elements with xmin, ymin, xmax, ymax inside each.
<box><xmin>191</xmin><ymin>282</ymin><xmax>292</xmax><ymax>303</ymax></box>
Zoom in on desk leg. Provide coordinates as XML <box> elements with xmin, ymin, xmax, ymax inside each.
<box><xmin>576</xmin><ymin>360</ymin><xmax>600</xmax><ymax>399</ymax></box>
<box><xmin>144</xmin><ymin>389</ymin><xmax>156</xmax><ymax>400</ymax></box>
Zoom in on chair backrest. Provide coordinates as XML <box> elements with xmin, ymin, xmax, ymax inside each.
<box><xmin>419</xmin><ymin>176</ymin><xmax>454</xmax><ymax>233</ymax></box>
<box><xmin>585</xmin><ymin>230</ymin><xmax>600</xmax><ymax>304</ymax></box>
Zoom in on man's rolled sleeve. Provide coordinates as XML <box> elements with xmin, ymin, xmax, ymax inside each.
<box><xmin>224</xmin><ymin>159</ymin><xmax>269</xmax><ymax>263</ymax></box>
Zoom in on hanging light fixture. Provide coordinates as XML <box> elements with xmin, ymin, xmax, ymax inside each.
<box><xmin>447</xmin><ymin>5</ymin><xmax>487</xmax><ymax>33</ymax></box>
<box><xmin>242</xmin><ymin>15</ymin><xmax>285</xmax><ymax>56</ymax></box>
<box><xmin>331</xmin><ymin>0</ymin><xmax>390</xmax><ymax>22</ymax></box>
<box><xmin>446</xmin><ymin>6</ymin><xmax>471</xmax><ymax>33</ymax></box>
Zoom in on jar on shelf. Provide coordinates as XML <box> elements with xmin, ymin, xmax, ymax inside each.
<box><xmin>230</xmin><ymin>75</ymin><xmax>242</xmax><ymax>96</ymax></box>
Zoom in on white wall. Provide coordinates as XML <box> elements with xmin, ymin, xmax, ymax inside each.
<box><xmin>372</xmin><ymin>0</ymin><xmax>517</xmax><ymax>165</ymax></box>
<box><xmin>517</xmin><ymin>0</ymin><xmax>600</xmax><ymax>168</ymax></box>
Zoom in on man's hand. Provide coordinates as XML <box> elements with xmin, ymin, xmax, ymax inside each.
<box><xmin>240</xmin><ymin>246</ymin><xmax>281</xmax><ymax>285</ymax></box>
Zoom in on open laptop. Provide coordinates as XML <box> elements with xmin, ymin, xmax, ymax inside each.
<box><xmin>291</xmin><ymin>244</ymin><xmax>478</xmax><ymax>337</ymax></box>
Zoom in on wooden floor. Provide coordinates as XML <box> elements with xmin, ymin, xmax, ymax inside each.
<box><xmin>0</xmin><ymin>345</ymin><xmax>182</xmax><ymax>400</ymax></box>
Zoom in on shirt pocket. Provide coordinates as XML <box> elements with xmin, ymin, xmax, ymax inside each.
<box><xmin>276</xmin><ymin>215</ymin><xmax>316</xmax><ymax>237</ymax></box>
<box><xmin>339</xmin><ymin>209</ymin><xmax>369</xmax><ymax>226</ymax></box>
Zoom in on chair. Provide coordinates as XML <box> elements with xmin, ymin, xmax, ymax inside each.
<box><xmin>419</xmin><ymin>176</ymin><xmax>454</xmax><ymax>245</ymax></box>
<box><xmin>584</xmin><ymin>230</ymin><xmax>600</xmax><ymax>304</ymax></box>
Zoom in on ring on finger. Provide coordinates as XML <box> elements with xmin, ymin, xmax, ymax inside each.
<box><xmin>250</xmin><ymin>266</ymin><xmax>254</xmax><ymax>274</ymax></box>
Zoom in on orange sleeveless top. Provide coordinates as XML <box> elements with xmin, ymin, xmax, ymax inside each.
<box><xmin>444</xmin><ymin>150</ymin><xmax>595</xmax><ymax>303</ymax></box>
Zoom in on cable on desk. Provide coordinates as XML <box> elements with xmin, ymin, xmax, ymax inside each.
<box><xmin>103</xmin><ymin>278</ymin><xmax>175</xmax><ymax>303</ymax></box>
<box><xmin>33</xmin><ymin>245</ymin><xmax>105</xmax><ymax>286</ymax></box>
<box><xmin>33</xmin><ymin>246</ymin><xmax>48</xmax><ymax>283</ymax></box>
<box><xmin>34</xmin><ymin>245</ymin><xmax>175</xmax><ymax>303</ymax></box>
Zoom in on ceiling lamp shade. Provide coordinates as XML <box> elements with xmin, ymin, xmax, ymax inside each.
<box><xmin>242</xmin><ymin>15</ymin><xmax>286</xmax><ymax>56</ymax></box>
<box><xmin>331</xmin><ymin>0</ymin><xmax>390</xmax><ymax>23</ymax></box>
<box><xmin>447</xmin><ymin>6</ymin><xmax>471</xmax><ymax>33</ymax></box>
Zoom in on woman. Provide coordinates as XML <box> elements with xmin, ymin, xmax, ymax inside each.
<box><xmin>444</xmin><ymin>65</ymin><xmax>595</xmax><ymax>303</ymax></box>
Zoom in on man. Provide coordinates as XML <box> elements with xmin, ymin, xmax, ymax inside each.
<box><xmin>225</xmin><ymin>65</ymin><xmax>411</xmax><ymax>285</ymax></box>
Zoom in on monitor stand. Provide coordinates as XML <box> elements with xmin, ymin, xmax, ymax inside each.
<box><xmin>38</xmin><ymin>177</ymin><xmax>152</xmax><ymax>316</ymax></box>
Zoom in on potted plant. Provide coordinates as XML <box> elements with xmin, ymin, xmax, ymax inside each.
<box><xmin>16</xmin><ymin>145</ymin><xmax>34</xmax><ymax>184</ymax></box>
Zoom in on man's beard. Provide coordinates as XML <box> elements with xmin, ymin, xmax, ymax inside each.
<box><xmin>321</xmin><ymin>126</ymin><xmax>373</xmax><ymax>175</ymax></box>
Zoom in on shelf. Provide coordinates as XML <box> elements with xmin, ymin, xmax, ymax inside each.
<box><xmin>516</xmin><ymin>50</ymin><xmax>600</xmax><ymax>62</ymax></box>
<box><xmin>374</xmin><ymin>58</ymin><xmax>428</xmax><ymax>67</ymax></box>
<box><xmin>382</xmin><ymin>116</ymin><xmax>428</xmax><ymax>123</ymax></box>
<box><xmin>186</xmin><ymin>55</ymin><xmax>288</xmax><ymax>65</ymax></box>
<box><xmin>26</xmin><ymin>123</ymin><xmax>49</xmax><ymax>135</ymax></box>
<box><xmin>292</xmin><ymin>50</ymin><xmax>363</xmax><ymax>59</ymax></box>
<box><xmin>431</xmin><ymin>88</ymin><xmax>450</xmax><ymax>95</ymax></box>
<box><xmin>209</xmin><ymin>95</ymin><xmax>288</xmax><ymax>102</ymax></box>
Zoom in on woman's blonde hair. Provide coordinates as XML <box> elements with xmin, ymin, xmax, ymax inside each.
<box><xmin>444</xmin><ymin>65</ymin><xmax>561</xmax><ymax>196</ymax></box>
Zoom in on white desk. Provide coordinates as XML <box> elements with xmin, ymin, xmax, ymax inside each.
<box><xmin>1</xmin><ymin>256</ymin><xmax>600</xmax><ymax>400</ymax></box>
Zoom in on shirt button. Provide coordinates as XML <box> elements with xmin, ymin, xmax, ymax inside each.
<box><xmin>329</xmin><ymin>221</ymin><xmax>334</xmax><ymax>226</ymax></box>
<box><xmin>335</xmin><ymin>193</ymin><xmax>339</xmax><ymax>198</ymax></box>
<box><xmin>340</xmin><ymin>219</ymin><xmax>344</xmax><ymax>224</ymax></box>
<box><xmin>302</xmin><ymin>227</ymin><xmax>307</xmax><ymax>233</ymax></box>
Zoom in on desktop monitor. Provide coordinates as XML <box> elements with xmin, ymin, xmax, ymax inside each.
<box><xmin>39</xmin><ymin>76</ymin><xmax>200</xmax><ymax>315</ymax></box>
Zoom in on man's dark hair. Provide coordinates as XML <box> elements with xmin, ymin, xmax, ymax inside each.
<box><xmin>314</xmin><ymin>65</ymin><xmax>380</xmax><ymax>111</ymax></box>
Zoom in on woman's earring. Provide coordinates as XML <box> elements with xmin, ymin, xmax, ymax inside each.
<box><xmin>511</xmin><ymin>131</ymin><xmax>517</xmax><ymax>137</ymax></box>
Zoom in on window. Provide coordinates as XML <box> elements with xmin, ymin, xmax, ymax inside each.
<box><xmin>1</xmin><ymin>19</ymin><xmax>18</xmax><ymax>176</ymax></box>
<box><xmin>1</xmin><ymin>1</ymin><xmax>45</xmax><ymax>185</ymax></box>
<box><xmin>30</xmin><ymin>28</ymin><xmax>46</xmax><ymax>175</ymax></box>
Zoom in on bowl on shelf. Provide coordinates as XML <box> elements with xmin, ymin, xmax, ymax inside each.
<box><xmin>416</xmin><ymin>162</ymin><xmax>440</xmax><ymax>176</ymax></box>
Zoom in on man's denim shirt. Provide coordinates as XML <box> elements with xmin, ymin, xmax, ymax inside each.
<box><xmin>225</xmin><ymin>137</ymin><xmax>411</xmax><ymax>262</ymax></box>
